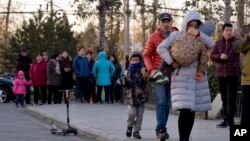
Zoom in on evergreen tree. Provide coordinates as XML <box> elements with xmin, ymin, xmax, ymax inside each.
<box><xmin>0</xmin><ymin>9</ymin><xmax>78</xmax><ymax>72</ymax></box>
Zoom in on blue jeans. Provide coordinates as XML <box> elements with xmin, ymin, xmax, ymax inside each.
<box><xmin>152</xmin><ymin>82</ymin><xmax>171</xmax><ymax>133</ymax></box>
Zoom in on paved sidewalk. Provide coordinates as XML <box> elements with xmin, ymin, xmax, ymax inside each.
<box><xmin>26</xmin><ymin>103</ymin><xmax>229</xmax><ymax>141</ymax></box>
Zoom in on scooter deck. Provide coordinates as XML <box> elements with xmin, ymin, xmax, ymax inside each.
<box><xmin>51</xmin><ymin>126</ymin><xmax>77</xmax><ymax>136</ymax></box>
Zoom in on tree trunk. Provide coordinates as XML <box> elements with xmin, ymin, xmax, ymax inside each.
<box><xmin>98</xmin><ymin>0</ymin><xmax>107</xmax><ymax>52</ymax></box>
<box><xmin>141</xmin><ymin>0</ymin><xmax>146</xmax><ymax>48</ymax></box>
<box><xmin>151</xmin><ymin>0</ymin><xmax>158</xmax><ymax>33</ymax></box>
<box><xmin>123</xmin><ymin>0</ymin><xmax>130</xmax><ymax>56</ymax></box>
<box><xmin>224</xmin><ymin>0</ymin><xmax>231</xmax><ymax>23</ymax></box>
<box><xmin>236</xmin><ymin>0</ymin><xmax>244</xmax><ymax>34</ymax></box>
<box><xmin>4</xmin><ymin>0</ymin><xmax>12</xmax><ymax>48</ymax></box>
<box><xmin>107</xmin><ymin>7</ymin><xmax>114</xmax><ymax>54</ymax></box>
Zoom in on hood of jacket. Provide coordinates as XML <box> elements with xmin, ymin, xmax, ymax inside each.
<box><xmin>181</xmin><ymin>10</ymin><xmax>202</xmax><ymax>32</ymax></box>
<box><xmin>17</xmin><ymin>70</ymin><xmax>25</xmax><ymax>78</ymax></box>
<box><xmin>98</xmin><ymin>51</ymin><xmax>107</xmax><ymax>60</ymax></box>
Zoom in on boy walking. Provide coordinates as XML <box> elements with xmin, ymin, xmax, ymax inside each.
<box><xmin>124</xmin><ymin>52</ymin><xmax>147</xmax><ymax>139</ymax></box>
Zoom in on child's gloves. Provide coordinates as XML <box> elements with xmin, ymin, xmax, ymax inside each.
<box><xmin>195</xmin><ymin>72</ymin><xmax>203</xmax><ymax>80</ymax></box>
<box><xmin>141</xmin><ymin>67</ymin><xmax>146</xmax><ymax>77</ymax></box>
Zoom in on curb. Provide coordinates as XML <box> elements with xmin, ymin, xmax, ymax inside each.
<box><xmin>26</xmin><ymin>107</ymin><xmax>126</xmax><ymax>141</ymax></box>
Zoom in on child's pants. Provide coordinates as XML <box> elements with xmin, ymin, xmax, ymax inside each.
<box><xmin>15</xmin><ymin>94</ymin><xmax>25</xmax><ymax>106</ymax></box>
<box><xmin>127</xmin><ymin>103</ymin><xmax>145</xmax><ymax>132</ymax></box>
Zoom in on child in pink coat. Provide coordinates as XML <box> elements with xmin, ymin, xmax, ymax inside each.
<box><xmin>13</xmin><ymin>70</ymin><xmax>32</xmax><ymax>107</ymax></box>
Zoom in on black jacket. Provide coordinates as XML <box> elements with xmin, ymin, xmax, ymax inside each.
<box><xmin>16</xmin><ymin>54</ymin><xmax>32</xmax><ymax>80</ymax></box>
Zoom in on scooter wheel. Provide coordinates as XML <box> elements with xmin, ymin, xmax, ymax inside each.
<box><xmin>62</xmin><ymin>129</ymin><xmax>66</xmax><ymax>136</ymax></box>
<box><xmin>51</xmin><ymin>129</ymin><xmax>56</xmax><ymax>134</ymax></box>
<box><xmin>74</xmin><ymin>130</ymin><xmax>78</xmax><ymax>135</ymax></box>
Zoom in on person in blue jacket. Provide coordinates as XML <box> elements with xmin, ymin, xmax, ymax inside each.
<box><xmin>73</xmin><ymin>47</ymin><xmax>90</xmax><ymax>103</ymax></box>
<box><xmin>93</xmin><ymin>51</ymin><xmax>115</xmax><ymax>103</ymax></box>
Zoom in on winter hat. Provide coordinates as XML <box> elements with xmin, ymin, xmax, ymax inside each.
<box><xmin>42</xmin><ymin>52</ymin><xmax>48</xmax><ymax>56</ymax></box>
<box><xmin>199</xmin><ymin>20</ymin><xmax>215</xmax><ymax>36</ymax></box>
<box><xmin>86</xmin><ymin>50</ymin><xmax>93</xmax><ymax>55</ymax></box>
<box><xmin>129</xmin><ymin>52</ymin><xmax>143</xmax><ymax>61</ymax></box>
<box><xmin>17</xmin><ymin>70</ymin><xmax>25</xmax><ymax>78</ymax></box>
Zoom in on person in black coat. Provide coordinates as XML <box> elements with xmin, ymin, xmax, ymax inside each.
<box><xmin>109</xmin><ymin>54</ymin><xmax>122</xmax><ymax>103</ymax></box>
<box><xmin>59</xmin><ymin>50</ymin><xmax>73</xmax><ymax>90</ymax></box>
<box><xmin>16</xmin><ymin>47</ymin><xmax>33</xmax><ymax>104</ymax></box>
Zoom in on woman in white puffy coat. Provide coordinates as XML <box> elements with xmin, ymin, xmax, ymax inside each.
<box><xmin>157</xmin><ymin>11</ymin><xmax>215</xmax><ymax>141</ymax></box>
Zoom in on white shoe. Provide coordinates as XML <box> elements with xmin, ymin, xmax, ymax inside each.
<box><xmin>153</xmin><ymin>71</ymin><xmax>163</xmax><ymax>80</ymax></box>
<box><xmin>155</xmin><ymin>76</ymin><xmax>169</xmax><ymax>84</ymax></box>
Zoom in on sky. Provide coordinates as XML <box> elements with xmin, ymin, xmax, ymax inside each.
<box><xmin>0</xmin><ymin>0</ymin><xmax>83</xmax><ymax>31</ymax></box>
<box><xmin>0</xmin><ymin>0</ymin><xmax>186</xmax><ymax>32</ymax></box>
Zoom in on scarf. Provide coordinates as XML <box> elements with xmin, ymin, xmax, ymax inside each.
<box><xmin>52</xmin><ymin>59</ymin><xmax>61</xmax><ymax>75</ymax></box>
<box><xmin>128</xmin><ymin>62</ymin><xmax>143</xmax><ymax>73</ymax></box>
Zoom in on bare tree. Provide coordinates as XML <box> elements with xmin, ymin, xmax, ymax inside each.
<box><xmin>150</xmin><ymin>0</ymin><xmax>158</xmax><ymax>33</ymax></box>
<box><xmin>224</xmin><ymin>0</ymin><xmax>231</xmax><ymax>23</ymax></box>
<box><xmin>236</xmin><ymin>0</ymin><xmax>244</xmax><ymax>34</ymax></box>
<box><xmin>123</xmin><ymin>0</ymin><xmax>130</xmax><ymax>56</ymax></box>
<box><xmin>4</xmin><ymin>0</ymin><xmax>12</xmax><ymax>48</ymax></box>
<box><xmin>140</xmin><ymin>0</ymin><xmax>146</xmax><ymax>47</ymax></box>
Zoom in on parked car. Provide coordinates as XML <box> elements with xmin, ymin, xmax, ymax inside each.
<box><xmin>0</xmin><ymin>72</ymin><xmax>15</xmax><ymax>80</ymax></box>
<box><xmin>0</xmin><ymin>77</ymin><xmax>14</xmax><ymax>103</ymax></box>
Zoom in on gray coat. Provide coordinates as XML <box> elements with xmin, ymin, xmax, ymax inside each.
<box><xmin>157</xmin><ymin>11</ymin><xmax>215</xmax><ymax>111</ymax></box>
<box><xmin>47</xmin><ymin>59</ymin><xmax>61</xmax><ymax>86</ymax></box>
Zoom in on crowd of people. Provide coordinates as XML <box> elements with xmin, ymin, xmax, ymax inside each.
<box><xmin>13</xmin><ymin>10</ymin><xmax>250</xmax><ymax>141</ymax></box>
<box><xmin>14</xmin><ymin>47</ymin><xmax>123</xmax><ymax>106</ymax></box>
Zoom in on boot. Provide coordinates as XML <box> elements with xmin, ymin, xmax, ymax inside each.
<box><xmin>126</xmin><ymin>126</ymin><xmax>133</xmax><ymax>137</ymax></box>
<box><xmin>133</xmin><ymin>131</ymin><xmax>141</xmax><ymax>139</ymax></box>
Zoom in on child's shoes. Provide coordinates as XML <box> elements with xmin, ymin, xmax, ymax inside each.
<box><xmin>155</xmin><ymin>76</ymin><xmax>169</xmax><ymax>84</ymax></box>
<box><xmin>153</xmin><ymin>71</ymin><xmax>163</xmax><ymax>80</ymax></box>
<box><xmin>133</xmin><ymin>131</ymin><xmax>141</xmax><ymax>139</ymax></box>
<box><xmin>126</xmin><ymin>126</ymin><xmax>133</xmax><ymax>137</ymax></box>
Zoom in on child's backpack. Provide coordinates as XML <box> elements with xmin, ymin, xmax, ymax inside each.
<box><xmin>170</xmin><ymin>33</ymin><xmax>207</xmax><ymax>72</ymax></box>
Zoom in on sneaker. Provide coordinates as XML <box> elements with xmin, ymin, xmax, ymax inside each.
<box><xmin>126</xmin><ymin>126</ymin><xmax>133</xmax><ymax>137</ymax></box>
<box><xmin>216</xmin><ymin>121</ymin><xmax>228</xmax><ymax>128</ymax></box>
<box><xmin>155</xmin><ymin>76</ymin><xmax>169</xmax><ymax>84</ymax></box>
<box><xmin>133</xmin><ymin>131</ymin><xmax>141</xmax><ymax>139</ymax></box>
<box><xmin>153</xmin><ymin>71</ymin><xmax>163</xmax><ymax>80</ymax></box>
<box><xmin>157</xmin><ymin>130</ymin><xmax>169</xmax><ymax>141</ymax></box>
<box><xmin>159</xmin><ymin>132</ymin><xmax>169</xmax><ymax>141</ymax></box>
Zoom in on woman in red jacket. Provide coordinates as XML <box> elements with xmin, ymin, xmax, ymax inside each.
<box><xmin>30</xmin><ymin>53</ymin><xmax>48</xmax><ymax>105</ymax></box>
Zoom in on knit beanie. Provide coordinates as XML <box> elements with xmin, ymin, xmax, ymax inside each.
<box><xmin>199</xmin><ymin>20</ymin><xmax>215</xmax><ymax>36</ymax></box>
<box><xmin>86</xmin><ymin>50</ymin><xmax>93</xmax><ymax>55</ymax></box>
